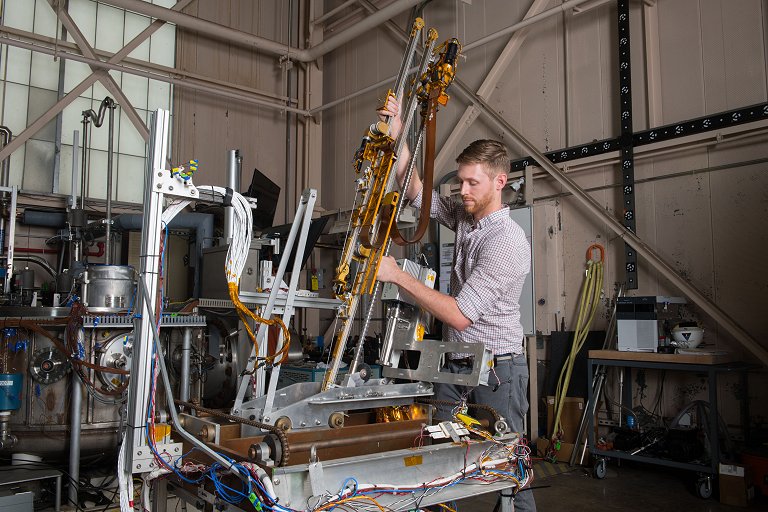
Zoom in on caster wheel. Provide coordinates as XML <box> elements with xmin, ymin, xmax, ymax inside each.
<box><xmin>696</xmin><ymin>477</ymin><xmax>713</xmax><ymax>499</ymax></box>
<box><xmin>593</xmin><ymin>459</ymin><xmax>607</xmax><ymax>479</ymax></box>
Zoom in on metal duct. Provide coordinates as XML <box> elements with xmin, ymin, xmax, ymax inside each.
<box><xmin>112</xmin><ymin>212</ymin><xmax>214</xmax><ymax>297</ymax></box>
<box><xmin>22</xmin><ymin>209</ymin><xmax>67</xmax><ymax>228</ymax></box>
<box><xmin>13</xmin><ymin>255</ymin><xmax>57</xmax><ymax>280</ymax></box>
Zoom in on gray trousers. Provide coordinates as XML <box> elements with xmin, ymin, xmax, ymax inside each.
<box><xmin>434</xmin><ymin>353</ymin><xmax>537</xmax><ymax>512</ymax></box>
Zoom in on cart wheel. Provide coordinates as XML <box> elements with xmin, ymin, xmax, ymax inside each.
<box><xmin>696</xmin><ymin>476</ymin><xmax>713</xmax><ymax>499</ymax></box>
<box><xmin>593</xmin><ymin>459</ymin><xmax>607</xmax><ymax>479</ymax></box>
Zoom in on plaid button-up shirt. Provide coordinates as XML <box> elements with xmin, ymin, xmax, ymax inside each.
<box><xmin>413</xmin><ymin>190</ymin><xmax>530</xmax><ymax>355</ymax></box>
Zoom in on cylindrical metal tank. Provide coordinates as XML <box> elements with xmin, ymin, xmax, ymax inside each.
<box><xmin>83</xmin><ymin>265</ymin><xmax>135</xmax><ymax>309</ymax></box>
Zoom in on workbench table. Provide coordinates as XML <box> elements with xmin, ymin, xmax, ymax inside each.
<box><xmin>586</xmin><ymin>349</ymin><xmax>750</xmax><ymax>498</ymax></box>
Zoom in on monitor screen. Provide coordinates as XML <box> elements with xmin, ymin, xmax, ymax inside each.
<box><xmin>244</xmin><ymin>168</ymin><xmax>280</xmax><ymax>230</ymax></box>
<box><xmin>262</xmin><ymin>215</ymin><xmax>330</xmax><ymax>272</ymax></box>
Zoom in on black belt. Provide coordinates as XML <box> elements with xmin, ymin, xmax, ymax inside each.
<box><xmin>448</xmin><ymin>353</ymin><xmax>515</xmax><ymax>367</ymax></box>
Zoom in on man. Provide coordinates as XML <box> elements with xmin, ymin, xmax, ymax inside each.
<box><xmin>376</xmin><ymin>96</ymin><xmax>535</xmax><ymax>512</ymax></box>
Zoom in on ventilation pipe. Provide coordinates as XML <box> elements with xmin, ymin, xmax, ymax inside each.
<box><xmin>82</xmin><ymin>98</ymin><xmax>117</xmax><ymax>264</ymax></box>
<box><xmin>112</xmin><ymin>213</ymin><xmax>214</xmax><ymax>297</ymax></box>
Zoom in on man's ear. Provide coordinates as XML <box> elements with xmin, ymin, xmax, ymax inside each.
<box><xmin>496</xmin><ymin>172</ymin><xmax>507</xmax><ymax>191</ymax></box>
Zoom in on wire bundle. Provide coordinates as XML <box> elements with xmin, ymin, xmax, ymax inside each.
<box><xmin>550</xmin><ymin>244</ymin><xmax>605</xmax><ymax>454</ymax></box>
<box><xmin>197</xmin><ymin>186</ymin><xmax>291</xmax><ymax>368</ymax></box>
<box><xmin>310</xmin><ymin>433</ymin><xmax>533</xmax><ymax>511</ymax></box>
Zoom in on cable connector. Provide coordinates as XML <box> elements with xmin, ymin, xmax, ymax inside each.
<box><xmin>223</xmin><ymin>187</ymin><xmax>234</xmax><ymax>207</ymax></box>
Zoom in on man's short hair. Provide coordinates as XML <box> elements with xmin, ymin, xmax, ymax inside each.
<box><xmin>456</xmin><ymin>139</ymin><xmax>510</xmax><ymax>177</ymax></box>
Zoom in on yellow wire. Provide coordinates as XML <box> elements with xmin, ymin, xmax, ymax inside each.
<box><xmin>438</xmin><ymin>503</ymin><xmax>458</xmax><ymax>512</ymax></box>
<box><xmin>227</xmin><ymin>282</ymin><xmax>292</xmax><ymax>365</ymax></box>
<box><xmin>315</xmin><ymin>495</ymin><xmax>388</xmax><ymax>512</ymax></box>
<box><xmin>552</xmin><ymin>260</ymin><xmax>603</xmax><ymax>438</ymax></box>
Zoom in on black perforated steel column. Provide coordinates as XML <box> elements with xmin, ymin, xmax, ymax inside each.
<box><xmin>617</xmin><ymin>0</ymin><xmax>638</xmax><ymax>289</ymax></box>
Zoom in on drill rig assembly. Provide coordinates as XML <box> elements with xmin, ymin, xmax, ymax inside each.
<box><xmin>117</xmin><ymin>18</ymin><xmax>532</xmax><ymax>512</ymax></box>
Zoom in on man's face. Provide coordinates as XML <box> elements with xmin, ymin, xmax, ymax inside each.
<box><xmin>457</xmin><ymin>162</ymin><xmax>501</xmax><ymax>219</ymax></box>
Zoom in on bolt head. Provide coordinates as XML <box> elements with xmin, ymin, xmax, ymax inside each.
<box><xmin>156</xmin><ymin>184</ymin><xmax>162</xmax><ymax>189</ymax></box>
<box><xmin>273</xmin><ymin>479</ymin><xmax>280</xmax><ymax>485</ymax></box>
<box><xmin>169</xmin><ymin>186</ymin><xmax>174</xmax><ymax>191</ymax></box>
<box><xmin>157</xmin><ymin>172</ymin><xmax>163</xmax><ymax>177</ymax></box>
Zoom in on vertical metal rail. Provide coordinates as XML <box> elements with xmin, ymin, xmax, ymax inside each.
<box><xmin>68</xmin><ymin>376</ymin><xmax>82</xmax><ymax>507</ymax></box>
<box><xmin>224</xmin><ymin>149</ymin><xmax>242</xmax><ymax>243</ymax></box>
<box><xmin>617</xmin><ymin>0</ymin><xmax>638</xmax><ymax>289</ymax></box>
<box><xmin>231</xmin><ymin>190</ymin><xmax>317</xmax><ymax>416</ymax></box>
<box><xmin>322</xmin><ymin>22</ymin><xmax>435</xmax><ymax>391</ymax></box>
<box><xmin>124</xmin><ymin>109</ymin><xmax>170</xmax><ymax>472</ymax></box>
<box><xmin>179</xmin><ymin>327</ymin><xmax>192</xmax><ymax>403</ymax></box>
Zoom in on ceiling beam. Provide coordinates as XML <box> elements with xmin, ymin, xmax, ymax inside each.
<box><xmin>451</xmin><ymin>77</ymin><xmax>768</xmax><ymax>368</ymax></box>
<box><xmin>0</xmin><ymin>0</ymin><xmax>191</xmax><ymax>163</ymax></box>
<box><xmin>100</xmin><ymin>0</ymin><xmax>423</xmax><ymax>62</ymax></box>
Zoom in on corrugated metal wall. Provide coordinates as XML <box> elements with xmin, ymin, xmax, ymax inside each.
<box><xmin>173</xmin><ymin>0</ymin><xmax>294</xmax><ymax>225</ymax></box>
<box><xmin>320</xmin><ymin>0</ymin><xmax>768</xmax><ymax>365</ymax></box>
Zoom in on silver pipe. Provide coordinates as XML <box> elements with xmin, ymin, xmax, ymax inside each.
<box><xmin>99</xmin><ymin>0</ymin><xmax>421</xmax><ymax>62</ymax></box>
<box><xmin>135</xmin><ymin>277</ymin><xmax>250</xmax><ymax>484</ymax></box>
<box><xmin>311</xmin><ymin>0</ymin><xmax>359</xmax><ymax>26</ymax></box>
<box><xmin>80</xmin><ymin>119</ymin><xmax>89</xmax><ymax>208</ymax></box>
<box><xmin>0</xmin><ymin>126</ymin><xmax>11</xmax><ymax>187</ymax></box>
<box><xmin>311</xmin><ymin>0</ymin><xmax>598</xmax><ymax>115</ymax></box>
<box><xmin>224</xmin><ymin>150</ymin><xmax>241</xmax><ymax>243</ymax></box>
<box><xmin>105</xmin><ymin>101</ymin><xmax>116</xmax><ymax>264</ymax></box>
<box><xmin>71</xmin><ymin>130</ymin><xmax>79</xmax><ymax>209</ymax></box>
<box><xmin>14</xmin><ymin>255</ymin><xmax>57</xmax><ymax>279</ymax></box>
<box><xmin>0</xmin><ymin>126</ymin><xmax>11</xmax><ymax>265</ymax></box>
<box><xmin>463</xmin><ymin>0</ymin><xmax>599</xmax><ymax>52</ymax></box>
<box><xmin>0</xmin><ymin>36</ymin><xmax>310</xmax><ymax>119</ymax></box>
<box><xmin>68</xmin><ymin>375</ymin><xmax>83</xmax><ymax>507</ymax></box>
<box><xmin>179</xmin><ymin>328</ymin><xmax>192</xmax><ymax>403</ymax></box>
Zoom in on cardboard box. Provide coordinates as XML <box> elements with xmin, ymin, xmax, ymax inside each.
<box><xmin>719</xmin><ymin>463</ymin><xmax>755</xmax><ymax>507</ymax></box>
<box><xmin>545</xmin><ymin>396</ymin><xmax>584</xmax><ymax>443</ymax></box>
<box><xmin>536</xmin><ymin>436</ymin><xmax>588</xmax><ymax>464</ymax></box>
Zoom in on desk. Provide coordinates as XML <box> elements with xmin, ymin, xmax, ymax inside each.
<box><xmin>586</xmin><ymin>350</ymin><xmax>749</xmax><ymax>499</ymax></box>
<box><xmin>0</xmin><ymin>467</ymin><xmax>62</xmax><ymax>511</ymax></box>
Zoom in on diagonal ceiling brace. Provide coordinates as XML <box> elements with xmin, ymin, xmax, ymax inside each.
<box><xmin>0</xmin><ymin>0</ymin><xmax>192</xmax><ymax>164</ymax></box>
<box><xmin>48</xmin><ymin>0</ymin><xmax>149</xmax><ymax>141</ymax></box>
<box><xmin>451</xmin><ymin>78</ymin><xmax>768</xmax><ymax>368</ymax></box>
<box><xmin>434</xmin><ymin>0</ymin><xmax>551</xmax><ymax>172</ymax></box>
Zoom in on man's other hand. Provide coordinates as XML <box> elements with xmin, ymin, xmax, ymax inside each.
<box><xmin>376</xmin><ymin>255</ymin><xmax>401</xmax><ymax>284</ymax></box>
<box><xmin>377</xmin><ymin>93</ymin><xmax>402</xmax><ymax>140</ymax></box>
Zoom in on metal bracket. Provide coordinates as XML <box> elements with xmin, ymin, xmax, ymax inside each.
<box><xmin>132</xmin><ymin>442</ymin><xmax>183</xmax><ymax>473</ymax></box>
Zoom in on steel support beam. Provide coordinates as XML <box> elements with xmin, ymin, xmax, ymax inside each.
<box><xmin>0</xmin><ymin>36</ymin><xmax>311</xmax><ymax>117</ymax></box>
<box><xmin>434</xmin><ymin>0</ymin><xmax>552</xmax><ymax>172</ymax></box>
<box><xmin>312</xmin><ymin>0</ymin><xmax>598</xmax><ymax>114</ymax></box>
<box><xmin>450</xmin><ymin>78</ymin><xmax>768</xmax><ymax>368</ymax></box>
<box><xmin>616</xmin><ymin>0</ymin><xmax>638</xmax><ymax>288</ymax></box>
<box><xmin>101</xmin><ymin>0</ymin><xmax>422</xmax><ymax>62</ymax></box>
<box><xmin>48</xmin><ymin>0</ymin><xmax>149</xmax><ymax>142</ymax></box>
<box><xmin>0</xmin><ymin>0</ymin><xmax>192</xmax><ymax>163</ymax></box>
<box><xmin>0</xmin><ymin>24</ymin><xmax>292</xmax><ymax>105</ymax></box>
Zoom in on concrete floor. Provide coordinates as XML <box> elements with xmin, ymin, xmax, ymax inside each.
<box><xmin>38</xmin><ymin>459</ymin><xmax>768</xmax><ymax>511</ymax></box>
<box><xmin>457</xmin><ymin>461</ymin><xmax>768</xmax><ymax>511</ymax></box>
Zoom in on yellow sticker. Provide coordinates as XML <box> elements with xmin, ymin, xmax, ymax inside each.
<box><xmin>403</xmin><ymin>455</ymin><xmax>423</xmax><ymax>467</ymax></box>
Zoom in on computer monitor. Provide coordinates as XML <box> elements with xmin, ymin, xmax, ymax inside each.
<box><xmin>244</xmin><ymin>168</ymin><xmax>280</xmax><ymax>230</ymax></box>
<box><xmin>262</xmin><ymin>215</ymin><xmax>330</xmax><ymax>272</ymax></box>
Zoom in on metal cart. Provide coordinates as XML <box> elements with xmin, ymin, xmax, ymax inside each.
<box><xmin>587</xmin><ymin>350</ymin><xmax>750</xmax><ymax>499</ymax></box>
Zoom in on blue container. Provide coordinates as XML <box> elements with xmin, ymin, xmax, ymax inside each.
<box><xmin>0</xmin><ymin>373</ymin><xmax>23</xmax><ymax>411</ymax></box>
